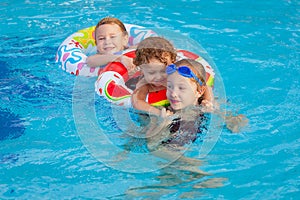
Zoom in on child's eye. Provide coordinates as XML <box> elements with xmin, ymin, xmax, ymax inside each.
<box><xmin>98</xmin><ymin>37</ymin><xmax>104</xmax><ymax>41</ymax></box>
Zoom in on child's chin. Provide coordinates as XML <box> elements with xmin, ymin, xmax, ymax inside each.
<box><xmin>104</xmin><ymin>49</ymin><xmax>116</xmax><ymax>54</ymax></box>
<box><xmin>171</xmin><ymin>104</ymin><xmax>182</xmax><ymax>111</ymax></box>
<box><xmin>152</xmin><ymin>82</ymin><xmax>164</xmax><ymax>87</ymax></box>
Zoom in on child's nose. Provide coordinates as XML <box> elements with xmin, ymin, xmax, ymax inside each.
<box><xmin>156</xmin><ymin>73</ymin><xmax>165</xmax><ymax>80</ymax></box>
<box><xmin>170</xmin><ymin>89</ymin><xmax>178</xmax><ymax>97</ymax></box>
<box><xmin>104</xmin><ymin>37</ymin><xmax>112</xmax><ymax>43</ymax></box>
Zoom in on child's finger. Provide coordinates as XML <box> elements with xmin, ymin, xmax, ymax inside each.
<box><xmin>165</xmin><ymin>110</ymin><xmax>173</xmax><ymax>116</ymax></box>
<box><xmin>160</xmin><ymin>108</ymin><xmax>167</xmax><ymax>118</ymax></box>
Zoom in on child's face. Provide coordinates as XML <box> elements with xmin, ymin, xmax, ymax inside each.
<box><xmin>139</xmin><ymin>58</ymin><xmax>168</xmax><ymax>86</ymax></box>
<box><xmin>166</xmin><ymin>72</ymin><xmax>202</xmax><ymax>111</ymax></box>
<box><xmin>95</xmin><ymin>24</ymin><xmax>128</xmax><ymax>55</ymax></box>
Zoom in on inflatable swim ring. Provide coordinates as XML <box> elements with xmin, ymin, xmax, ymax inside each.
<box><xmin>95</xmin><ymin>49</ymin><xmax>215</xmax><ymax>107</ymax></box>
<box><xmin>55</xmin><ymin>24</ymin><xmax>157</xmax><ymax>77</ymax></box>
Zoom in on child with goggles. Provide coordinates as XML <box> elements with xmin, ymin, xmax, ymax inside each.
<box><xmin>166</xmin><ymin>59</ymin><xmax>247</xmax><ymax>126</ymax></box>
<box><xmin>147</xmin><ymin>59</ymin><xmax>248</xmax><ymax>151</ymax></box>
<box><xmin>146</xmin><ymin>58</ymin><xmax>208</xmax><ymax>151</ymax></box>
<box><xmin>165</xmin><ymin>59</ymin><xmax>207</xmax><ymax>111</ymax></box>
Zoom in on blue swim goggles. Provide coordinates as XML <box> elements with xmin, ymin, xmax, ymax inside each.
<box><xmin>166</xmin><ymin>64</ymin><xmax>203</xmax><ymax>86</ymax></box>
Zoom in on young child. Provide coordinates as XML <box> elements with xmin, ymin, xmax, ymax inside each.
<box><xmin>147</xmin><ymin>59</ymin><xmax>249</xmax><ymax>150</ymax></box>
<box><xmin>86</xmin><ymin>17</ymin><xmax>134</xmax><ymax>70</ymax></box>
<box><xmin>146</xmin><ymin>59</ymin><xmax>207</xmax><ymax>149</ymax></box>
<box><xmin>165</xmin><ymin>59</ymin><xmax>207</xmax><ymax>112</ymax></box>
<box><xmin>131</xmin><ymin>37</ymin><xmax>177</xmax><ymax>115</ymax></box>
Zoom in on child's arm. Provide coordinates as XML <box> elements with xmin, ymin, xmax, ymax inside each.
<box><xmin>86</xmin><ymin>54</ymin><xmax>120</xmax><ymax>67</ymax></box>
<box><xmin>86</xmin><ymin>54</ymin><xmax>135</xmax><ymax>70</ymax></box>
<box><xmin>131</xmin><ymin>84</ymin><xmax>162</xmax><ymax>116</ymax></box>
<box><xmin>146</xmin><ymin>108</ymin><xmax>174</xmax><ymax>150</ymax></box>
<box><xmin>201</xmin><ymin>85</ymin><xmax>216</xmax><ymax>111</ymax></box>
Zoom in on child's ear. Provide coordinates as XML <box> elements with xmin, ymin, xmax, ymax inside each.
<box><xmin>196</xmin><ymin>86</ymin><xmax>206</xmax><ymax>97</ymax></box>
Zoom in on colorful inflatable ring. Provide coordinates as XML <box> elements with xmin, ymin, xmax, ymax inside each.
<box><xmin>95</xmin><ymin>49</ymin><xmax>215</xmax><ymax>107</ymax></box>
<box><xmin>55</xmin><ymin>24</ymin><xmax>157</xmax><ymax>77</ymax></box>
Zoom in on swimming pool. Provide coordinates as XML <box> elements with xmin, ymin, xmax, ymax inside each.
<box><xmin>1</xmin><ymin>0</ymin><xmax>299</xmax><ymax>199</ymax></box>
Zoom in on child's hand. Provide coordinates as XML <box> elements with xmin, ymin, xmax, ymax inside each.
<box><xmin>201</xmin><ymin>100</ymin><xmax>216</xmax><ymax>112</ymax></box>
<box><xmin>120</xmin><ymin>55</ymin><xmax>135</xmax><ymax>73</ymax></box>
<box><xmin>159</xmin><ymin>108</ymin><xmax>174</xmax><ymax>126</ymax></box>
<box><xmin>225</xmin><ymin>114</ymin><xmax>249</xmax><ymax>133</ymax></box>
<box><xmin>160</xmin><ymin>108</ymin><xmax>173</xmax><ymax>118</ymax></box>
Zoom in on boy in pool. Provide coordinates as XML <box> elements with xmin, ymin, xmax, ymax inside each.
<box><xmin>131</xmin><ymin>37</ymin><xmax>177</xmax><ymax>116</ymax></box>
<box><xmin>86</xmin><ymin>17</ymin><xmax>134</xmax><ymax>70</ymax></box>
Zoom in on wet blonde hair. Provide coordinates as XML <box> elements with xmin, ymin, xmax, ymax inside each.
<box><xmin>133</xmin><ymin>37</ymin><xmax>177</xmax><ymax>66</ymax></box>
<box><xmin>94</xmin><ymin>17</ymin><xmax>128</xmax><ymax>44</ymax></box>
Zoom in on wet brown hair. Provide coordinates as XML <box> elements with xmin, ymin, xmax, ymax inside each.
<box><xmin>94</xmin><ymin>17</ymin><xmax>128</xmax><ymax>43</ymax></box>
<box><xmin>133</xmin><ymin>37</ymin><xmax>177</xmax><ymax>66</ymax></box>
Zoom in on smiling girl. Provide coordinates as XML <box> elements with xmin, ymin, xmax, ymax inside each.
<box><xmin>147</xmin><ymin>59</ymin><xmax>248</xmax><ymax>150</ymax></box>
<box><xmin>166</xmin><ymin>59</ymin><xmax>206</xmax><ymax>112</ymax></box>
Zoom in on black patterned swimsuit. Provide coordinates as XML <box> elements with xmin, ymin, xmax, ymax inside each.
<box><xmin>161</xmin><ymin>113</ymin><xmax>208</xmax><ymax>147</ymax></box>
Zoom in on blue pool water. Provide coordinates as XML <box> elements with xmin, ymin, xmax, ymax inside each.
<box><xmin>1</xmin><ymin>0</ymin><xmax>299</xmax><ymax>199</ymax></box>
